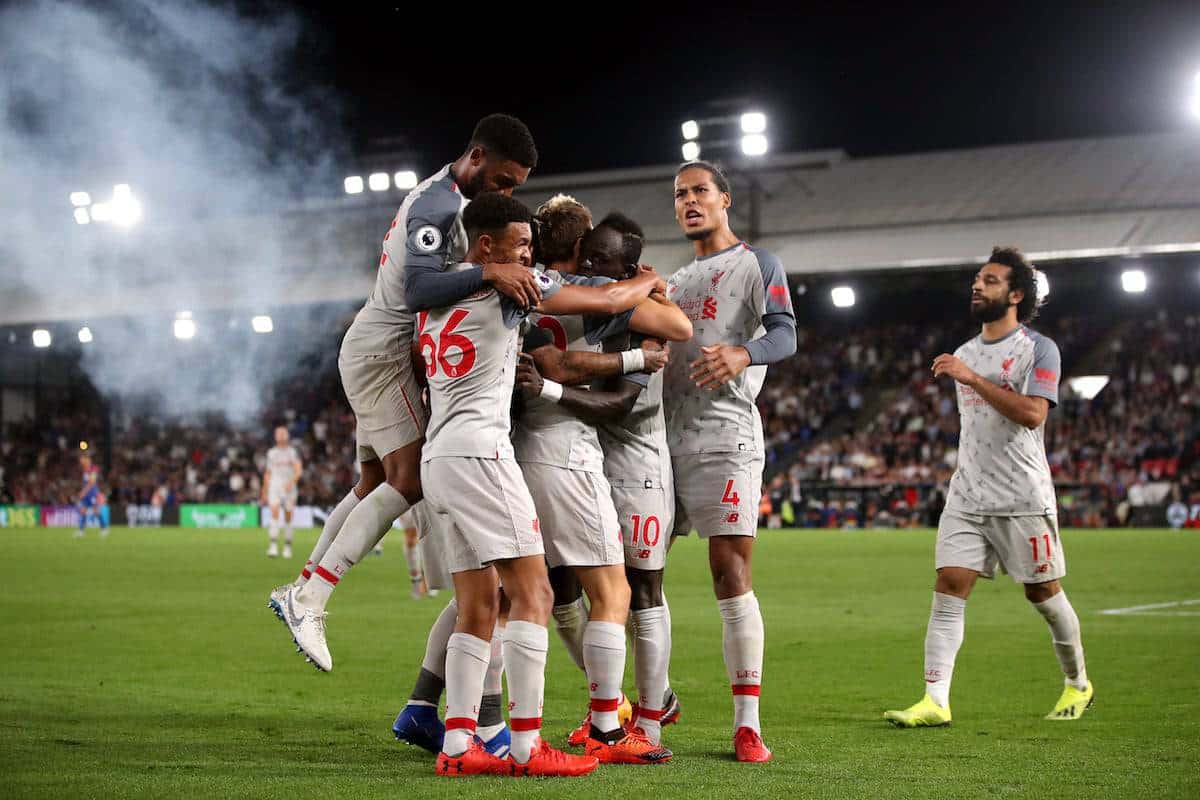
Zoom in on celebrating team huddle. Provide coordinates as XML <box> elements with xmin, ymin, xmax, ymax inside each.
<box><xmin>266</xmin><ymin>113</ymin><xmax>1092</xmax><ymax>778</ymax></box>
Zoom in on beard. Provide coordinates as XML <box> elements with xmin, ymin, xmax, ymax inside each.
<box><xmin>684</xmin><ymin>224</ymin><xmax>714</xmax><ymax>241</ymax></box>
<box><xmin>460</xmin><ymin>171</ymin><xmax>488</xmax><ymax>200</ymax></box>
<box><xmin>969</xmin><ymin>296</ymin><xmax>1009</xmax><ymax>323</ymax></box>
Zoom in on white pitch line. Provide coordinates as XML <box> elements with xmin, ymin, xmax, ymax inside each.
<box><xmin>1099</xmin><ymin>599</ymin><xmax>1200</xmax><ymax>616</ymax></box>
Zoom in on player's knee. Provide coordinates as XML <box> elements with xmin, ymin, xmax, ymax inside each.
<box><xmin>710</xmin><ymin>559</ymin><xmax>751</xmax><ymax>598</ymax></box>
<box><xmin>385</xmin><ymin>472</ymin><xmax>422</xmax><ymax>504</ymax></box>
<box><xmin>627</xmin><ymin>569</ymin><xmax>664</xmax><ymax>610</ymax></box>
<box><xmin>1024</xmin><ymin>580</ymin><xmax>1059</xmax><ymax>604</ymax></box>
<box><xmin>548</xmin><ymin>566</ymin><xmax>582</xmax><ymax>607</ymax></box>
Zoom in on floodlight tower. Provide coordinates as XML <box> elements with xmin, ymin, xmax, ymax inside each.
<box><xmin>679</xmin><ymin>102</ymin><xmax>771</xmax><ymax>241</ymax></box>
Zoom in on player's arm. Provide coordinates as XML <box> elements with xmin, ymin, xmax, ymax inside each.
<box><xmin>260</xmin><ymin>467</ymin><xmax>271</xmax><ymax>502</ymax></box>
<box><xmin>291</xmin><ymin>456</ymin><xmax>303</xmax><ymax>490</ymax></box>
<box><xmin>537</xmin><ymin>267</ymin><xmax>659</xmax><ymax>318</ymax></box>
<box><xmin>932</xmin><ymin>339</ymin><xmax>1060</xmax><ymax>429</ymax></box>
<box><xmin>627</xmin><ymin>290</ymin><xmax>693</xmax><ymax>342</ymax></box>
<box><xmin>523</xmin><ymin>326</ymin><xmax>667</xmax><ymax>385</ymax></box>
<box><xmin>516</xmin><ymin>354</ymin><xmax>642</xmax><ymax>425</ymax></box>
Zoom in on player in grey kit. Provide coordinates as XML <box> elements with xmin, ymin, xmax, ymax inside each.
<box><xmin>663</xmin><ymin>161</ymin><xmax>796</xmax><ymax>763</ymax></box>
<box><xmin>885</xmin><ymin>247</ymin><xmax>1093</xmax><ymax>727</ymax></box>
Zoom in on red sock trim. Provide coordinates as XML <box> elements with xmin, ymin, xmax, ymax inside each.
<box><xmin>314</xmin><ymin>565</ymin><xmax>340</xmax><ymax>586</ymax></box>
<box><xmin>300</xmin><ymin>569</ymin><xmax>312</xmax><ymax>580</ymax></box>
<box><xmin>590</xmin><ymin>697</ymin><xmax>620</xmax><ymax>712</ymax></box>
<box><xmin>444</xmin><ymin>717</ymin><xmax>477</xmax><ymax>731</ymax></box>
<box><xmin>637</xmin><ymin>706</ymin><xmax>665</xmax><ymax>721</ymax></box>
<box><xmin>732</xmin><ymin>684</ymin><xmax>761</xmax><ymax>697</ymax></box>
<box><xmin>510</xmin><ymin>717</ymin><xmax>542</xmax><ymax>732</ymax></box>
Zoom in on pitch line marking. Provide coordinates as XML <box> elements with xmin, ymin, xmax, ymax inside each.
<box><xmin>1099</xmin><ymin>599</ymin><xmax>1200</xmax><ymax>616</ymax></box>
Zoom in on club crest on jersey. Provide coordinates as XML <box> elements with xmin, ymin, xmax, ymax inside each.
<box><xmin>414</xmin><ymin>225</ymin><xmax>442</xmax><ymax>252</ymax></box>
<box><xmin>709</xmin><ymin>270</ymin><xmax>726</xmax><ymax>290</ymax></box>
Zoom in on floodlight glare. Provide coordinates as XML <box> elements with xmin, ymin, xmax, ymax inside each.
<box><xmin>251</xmin><ymin>315</ymin><xmax>274</xmax><ymax>334</ymax></box>
<box><xmin>32</xmin><ymin>329</ymin><xmax>52</xmax><ymax>348</ymax></box>
<box><xmin>113</xmin><ymin>183</ymin><xmax>131</xmax><ymax>198</ymax></box>
<box><xmin>78</xmin><ymin>326</ymin><xmax>93</xmax><ymax>344</ymax></box>
<box><xmin>741</xmin><ymin>134</ymin><xmax>769</xmax><ymax>156</ymax></box>
<box><xmin>70</xmin><ymin>191</ymin><xmax>91</xmax><ymax>207</ymax></box>
<box><xmin>174</xmin><ymin>312</ymin><xmax>196</xmax><ymax>340</ymax></box>
<box><xmin>741</xmin><ymin>112</ymin><xmax>767</xmax><ymax>134</ymax></box>
<box><xmin>90</xmin><ymin>202</ymin><xmax>112</xmax><ymax>222</ymax></box>
<box><xmin>1191</xmin><ymin>71</ymin><xmax>1200</xmax><ymax>120</ymax></box>
<box><xmin>394</xmin><ymin>170</ymin><xmax>418</xmax><ymax>190</ymax></box>
<box><xmin>831</xmin><ymin>286</ymin><xmax>856</xmax><ymax>308</ymax></box>
<box><xmin>74</xmin><ymin>208</ymin><xmax>90</xmax><ymax>225</ymax></box>
<box><xmin>1067</xmin><ymin>375</ymin><xmax>1110</xmax><ymax>400</ymax></box>
<box><xmin>681</xmin><ymin>120</ymin><xmax>700</xmax><ymax>141</ymax></box>
<box><xmin>1035</xmin><ymin>270</ymin><xmax>1050</xmax><ymax>302</ymax></box>
<box><xmin>344</xmin><ymin>176</ymin><xmax>364</xmax><ymax>194</ymax></box>
<box><xmin>368</xmin><ymin>172</ymin><xmax>390</xmax><ymax>191</ymax></box>
<box><xmin>682</xmin><ymin>141</ymin><xmax>701</xmax><ymax>161</ymax></box>
<box><xmin>1121</xmin><ymin>269</ymin><xmax>1147</xmax><ymax>293</ymax></box>
<box><xmin>110</xmin><ymin>186</ymin><xmax>142</xmax><ymax>227</ymax></box>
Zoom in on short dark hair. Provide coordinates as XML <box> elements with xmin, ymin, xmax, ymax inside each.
<box><xmin>596</xmin><ymin>211</ymin><xmax>645</xmax><ymax>264</ymax></box>
<box><xmin>463</xmin><ymin>192</ymin><xmax>532</xmax><ymax>242</ymax></box>
<box><xmin>469</xmin><ymin>113</ymin><xmax>538</xmax><ymax>168</ymax></box>
<box><xmin>987</xmin><ymin>246</ymin><xmax>1043</xmax><ymax>323</ymax></box>
<box><xmin>533</xmin><ymin>194</ymin><xmax>592</xmax><ymax>265</ymax></box>
<box><xmin>676</xmin><ymin>159</ymin><xmax>731</xmax><ymax>195</ymax></box>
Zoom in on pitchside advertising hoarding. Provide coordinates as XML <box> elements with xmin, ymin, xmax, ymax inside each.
<box><xmin>180</xmin><ymin>504</ymin><xmax>260</xmax><ymax>529</ymax></box>
<box><xmin>0</xmin><ymin>505</ymin><xmax>40</xmax><ymax>528</ymax></box>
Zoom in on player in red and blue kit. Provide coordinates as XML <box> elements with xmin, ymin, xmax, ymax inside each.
<box><xmin>76</xmin><ymin>454</ymin><xmax>109</xmax><ymax>538</ymax></box>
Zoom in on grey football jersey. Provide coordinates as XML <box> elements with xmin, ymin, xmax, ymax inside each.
<box><xmin>342</xmin><ymin>165</ymin><xmax>468</xmax><ymax>357</ymax></box>
<box><xmin>265</xmin><ymin>446</ymin><xmax>300</xmax><ymax>488</ymax></box>
<box><xmin>512</xmin><ymin>270</ymin><xmax>633</xmax><ymax>473</ymax></box>
<box><xmin>420</xmin><ymin>268</ymin><xmax>559</xmax><ymax>461</ymax></box>
<box><xmin>597</xmin><ymin>351</ymin><xmax>671</xmax><ymax>490</ymax></box>
<box><xmin>945</xmin><ymin>325</ymin><xmax>1061</xmax><ymax>516</ymax></box>
<box><xmin>663</xmin><ymin>243</ymin><xmax>794</xmax><ymax>455</ymax></box>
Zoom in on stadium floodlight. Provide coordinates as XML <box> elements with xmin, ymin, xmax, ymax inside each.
<box><xmin>32</xmin><ymin>329</ymin><xmax>52</xmax><ymax>348</ymax></box>
<box><xmin>681</xmin><ymin>120</ymin><xmax>700</xmax><ymax>141</ymax></box>
<box><xmin>90</xmin><ymin>202</ymin><xmax>112</xmax><ymax>222</ymax></box>
<box><xmin>831</xmin><ymin>286</ymin><xmax>856</xmax><ymax>308</ymax></box>
<box><xmin>174</xmin><ymin>312</ymin><xmax>196</xmax><ymax>340</ymax></box>
<box><xmin>73</xmin><ymin>208</ymin><xmax>90</xmax><ymax>225</ymax></box>
<box><xmin>78</xmin><ymin>326</ymin><xmax>93</xmax><ymax>344</ymax></box>
<box><xmin>1067</xmin><ymin>375</ymin><xmax>1110</xmax><ymax>400</ymax></box>
<box><xmin>1191</xmin><ymin>71</ymin><xmax>1200</xmax><ymax>120</ymax></box>
<box><xmin>394</xmin><ymin>170</ymin><xmax>418</xmax><ymax>190</ymax></box>
<box><xmin>1121</xmin><ymin>269</ymin><xmax>1147</xmax><ymax>293</ymax></box>
<box><xmin>740</xmin><ymin>112</ymin><xmax>767</xmax><ymax>134</ymax></box>
<box><xmin>344</xmin><ymin>176</ymin><xmax>364</xmax><ymax>194</ymax></box>
<box><xmin>741</xmin><ymin>134</ymin><xmax>769</xmax><ymax>156</ymax></box>
<box><xmin>251</xmin><ymin>315</ymin><xmax>274</xmax><ymax>334</ymax></box>
<box><xmin>368</xmin><ymin>172</ymin><xmax>390</xmax><ymax>191</ymax></box>
<box><xmin>70</xmin><ymin>191</ymin><xmax>91</xmax><ymax>207</ymax></box>
<box><xmin>110</xmin><ymin>184</ymin><xmax>142</xmax><ymax>227</ymax></box>
<box><xmin>682</xmin><ymin>141</ymin><xmax>701</xmax><ymax>161</ymax></box>
<box><xmin>1035</xmin><ymin>270</ymin><xmax>1050</xmax><ymax>302</ymax></box>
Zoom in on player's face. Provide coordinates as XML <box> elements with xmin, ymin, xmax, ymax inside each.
<box><xmin>970</xmin><ymin>263</ymin><xmax>1018</xmax><ymax>323</ymax></box>
<box><xmin>274</xmin><ymin>427</ymin><xmax>288</xmax><ymax>446</ymax></box>
<box><xmin>674</xmin><ymin>168</ymin><xmax>730</xmax><ymax>241</ymax></box>
<box><xmin>579</xmin><ymin>227</ymin><xmax>631</xmax><ymax>280</ymax></box>
<box><xmin>462</xmin><ymin>149</ymin><xmax>532</xmax><ymax>199</ymax></box>
<box><xmin>487</xmin><ymin>222</ymin><xmax>533</xmax><ymax>268</ymax></box>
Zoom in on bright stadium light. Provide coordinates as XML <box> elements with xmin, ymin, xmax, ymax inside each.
<box><xmin>741</xmin><ymin>112</ymin><xmax>767</xmax><ymax>134</ymax></box>
<box><xmin>174</xmin><ymin>312</ymin><xmax>196</xmax><ymax>340</ymax></box>
<box><xmin>368</xmin><ymin>172</ymin><xmax>390</xmax><ymax>191</ymax></box>
<box><xmin>110</xmin><ymin>184</ymin><xmax>142</xmax><ymax>227</ymax></box>
<box><xmin>831</xmin><ymin>286</ymin><xmax>856</xmax><ymax>308</ymax></box>
<box><xmin>682</xmin><ymin>141</ymin><xmax>701</xmax><ymax>161</ymax></box>
<box><xmin>1121</xmin><ymin>269</ymin><xmax>1147</xmax><ymax>293</ymax></box>
<box><xmin>394</xmin><ymin>170</ymin><xmax>418</xmax><ymax>190</ymax></box>
<box><xmin>78</xmin><ymin>326</ymin><xmax>93</xmax><ymax>344</ymax></box>
<box><xmin>70</xmin><ymin>191</ymin><xmax>91</xmax><ymax>207</ymax></box>
<box><xmin>32</xmin><ymin>329</ymin><xmax>52</xmax><ymax>348</ymax></box>
<box><xmin>1190</xmin><ymin>71</ymin><xmax>1200</xmax><ymax>120</ymax></box>
<box><xmin>1067</xmin><ymin>375</ymin><xmax>1110</xmax><ymax>400</ymax></box>
<box><xmin>73</xmin><ymin>208</ymin><xmax>90</xmax><ymax>225</ymax></box>
<box><xmin>251</xmin><ymin>315</ymin><xmax>274</xmax><ymax>334</ymax></box>
<box><xmin>344</xmin><ymin>176</ymin><xmax>364</xmax><ymax>194</ymax></box>
<box><xmin>1035</xmin><ymin>270</ymin><xmax>1050</xmax><ymax>302</ymax></box>
<box><xmin>681</xmin><ymin>120</ymin><xmax>699</xmax><ymax>141</ymax></box>
<box><xmin>741</xmin><ymin>134</ymin><xmax>769</xmax><ymax>156</ymax></box>
<box><xmin>90</xmin><ymin>202</ymin><xmax>112</xmax><ymax>222</ymax></box>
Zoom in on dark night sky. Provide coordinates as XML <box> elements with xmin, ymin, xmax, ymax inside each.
<box><xmin>295</xmin><ymin>0</ymin><xmax>1200</xmax><ymax>175</ymax></box>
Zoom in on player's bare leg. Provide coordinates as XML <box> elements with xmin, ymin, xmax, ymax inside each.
<box><xmin>282</xmin><ymin>507</ymin><xmax>294</xmax><ymax>559</ymax></box>
<box><xmin>709</xmin><ymin>535</ymin><xmax>770</xmax><ymax>762</ymax></box>
<box><xmin>267</xmin><ymin>503</ymin><xmax>281</xmax><ymax>557</ymax></box>
<box><xmin>1025</xmin><ymin>579</ymin><xmax>1093</xmax><ymax>719</ymax></box>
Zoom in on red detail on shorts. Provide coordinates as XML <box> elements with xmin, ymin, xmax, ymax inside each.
<box><xmin>314</xmin><ymin>565</ymin><xmax>340</xmax><ymax>585</ymax></box>
<box><xmin>379</xmin><ymin>252</ymin><xmax>387</xmax><ymax>266</ymax></box>
<box><xmin>768</xmin><ymin>284</ymin><xmax>789</xmax><ymax>304</ymax></box>
<box><xmin>726</xmin><ymin>512</ymin><xmax>740</xmax><ymax>523</ymax></box>
<box><xmin>399</xmin><ymin>383</ymin><xmax>420</xmax><ymax>425</ymax></box>
<box><xmin>590</xmin><ymin>697</ymin><xmax>621</xmax><ymax>712</ymax></box>
<box><xmin>444</xmin><ymin>717</ymin><xmax>477</xmax><ymax>731</ymax></box>
<box><xmin>510</xmin><ymin>717</ymin><xmax>542</xmax><ymax>732</ymax></box>
<box><xmin>732</xmin><ymin>684</ymin><xmax>761</xmax><ymax>697</ymax></box>
<box><xmin>532</xmin><ymin>518</ymin><xmax>540</xmax><ymax>533</ymax></box>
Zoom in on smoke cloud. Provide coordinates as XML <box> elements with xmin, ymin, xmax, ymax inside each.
<box><xmin>0</xmin><ymin>0</ymin><xmax>352</xmax><ymax>422</ymax></box>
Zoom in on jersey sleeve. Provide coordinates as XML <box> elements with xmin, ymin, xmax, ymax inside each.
<box><xmin>403</xmin><ymin>185</ymin><xmax>461</xmax><ymax>272</ymax></box>
<box><xmin>751</xmin><ymin>248</ymin><xmax>795</xmax><ymax>318</ymax></box>
<box><xmin>583</xmin><ymin>307</ymin><xmax>635</xmax><ymax>345</ymax></box>
<box><xmin>1026</xmin><ymin>333</ymin><xmax>1061</xmax><ymax>407</ymax></box>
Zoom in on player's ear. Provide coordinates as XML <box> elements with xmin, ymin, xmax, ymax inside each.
<box><xmin>469</xmin><ymin>145</ymin><xmax>487</xmax><ymax>166</ymax></box>
<box><xmin>721</xmin><ymin>191</ymin><xmax>731</xmax><ymax>210</ymax></box>
<box><xmin>478</xmin><ymin>232</ymin><xmax>493</xmax><ymax>257</ymax></box>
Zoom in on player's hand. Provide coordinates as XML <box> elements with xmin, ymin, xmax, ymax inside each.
<box><xmin>484</xmin><ymin>262</ymin><xmax>541</xmax><ymax>309</ymax></box>
<box><xmin>690</xmin><ymin>344</ymin><xmax>751</xmax><ymax>390</ymax></box>
<box><xmin>635</xmin><ymin>264</ymin><xmax>668</xmax><ymax>295</ymax></box>
<box><xmin>640</xmin><ymin>340</ymin><xmax>669</xmax><ymax>373</ymax></box>
<box><xmin>515</xmin><ymin>352</ymin><xmax>544</xmax><ymax>398</ymax></box>
<box><xmin>932</xmin><ymin>353</ymin><xmax>977</xmax><ymax>385</ymax></box>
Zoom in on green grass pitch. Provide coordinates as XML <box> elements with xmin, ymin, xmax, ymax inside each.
<box><xmin>1</xmin><ymin>527</ymin><xmax>1197</xmax><ymax>798</ymax></box>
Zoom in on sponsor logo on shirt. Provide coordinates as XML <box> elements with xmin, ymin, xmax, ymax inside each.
<box><xmin>702</xmin><ymin>297</ymin><xmax>718</xmax><ymax>320</ymax></box>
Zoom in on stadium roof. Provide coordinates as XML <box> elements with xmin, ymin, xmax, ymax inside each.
<box><xmin>6</xmin><ymin>132</ymin><xmax>1200</xmax><ymax>324</ymax></box>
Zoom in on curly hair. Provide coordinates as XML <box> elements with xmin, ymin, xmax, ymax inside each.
<box><xmin>596</xmin><ymin>211</ymin><xmax>645</xmax><ymax>265</ymax></box>
<box><xmin>987</xmin><ymin>246</ymin><xmax>1044</xmax><ymax>323</ymax></box>
<box><xmin>463</xmin><ymin>191</ymin><xmax>532</xmax><ymax>241</ymax></box>
<box><xmin>533</xmin><ymin>194</ymin><xmax>592</xmax><ymax>265</ymax></box>
<box><xmin>469</xmin><ymin>113</ymin><xmax>538</xmax><ymax>168</ymax></box>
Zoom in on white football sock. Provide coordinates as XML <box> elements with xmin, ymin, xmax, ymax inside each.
<box><xmin>551</xmin><ymin>597</ymin><xmax>588</xmax><ymax>673</ymax></box>
<box><xmin>583</xmin><ymin>620</ymin><xmax>626</xmax><ymax>734</ymax></box>
<box><xmin>631</xmin><ymin>605</ymin><xmax>670</xmax><ymax>743</ymax></box>
<box><xmin>442</xmin><ymin>632</ymin><xmax>491</xmax><ymax>757</ymax></box>
<box><xmin>662</xmin><ymin>589</ymin><xmax>674</xmax><ymax>695</ymax></box>
<box><xmin>924</xmin><ymin>591</ymin><xmax>966</xmax><ymax>708</ymax></box>
<box><xmin>1034</xmin><ymin>591</ymin><xmax>1088</xmax><ymax>690</ymax></box>
<box><xmin>718</xmin><ymin>590</ymin><xmax>764</xmax><ymax>734</ymax></box>
<box><xmin>298</xmin><ymin>484</ymin><xmax>409</xmax><ymax>611</ymax></box>
<box><xmin>503</xmin><ymin>620</ymin><xmax>548</xmax><ymax>764</ymax></box>
<box><xmin>404</xmin><ymin>538</ymin><xmax>422</xmax><ymax>583</ymax></box>
<box><xmin>478</xmin><ymin>623</ymin><xmax>506</xmax><ymax>737</ymax></box>
<box><xmin>299</xmin><ymin>489</ymin><xmax>360</xmax><ymax>584</ymax></box>
<box><xmin>408</xmin><ymin>597</ymin><xmax>457</xmax><ymax>707</ymax></box>
<box><xmin>268</xmin><ymin>522</ymin><xmax>279</xmax><ymax>544</ymax></box>
<box><xmin>283</xmin><ymin>521</ymin><xmax>294</xmax><ymax>546</ymax></box>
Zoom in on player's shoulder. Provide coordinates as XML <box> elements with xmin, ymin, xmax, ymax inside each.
<box><xmin>1020</xmin><ymin>325</ymin><xmax>1060</xmax><ymax>362</ymax></box>
<box><xmin>405</xmin><ymin>165</ymin><xmax>462</xmax><ymax>222</ymax></box>
<box><xmin>741</xmin><ymin>242</ymin><xmax>783</xmax><ymax>274</ymax></box>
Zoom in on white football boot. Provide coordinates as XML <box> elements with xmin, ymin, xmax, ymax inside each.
<box><xmin>281</xmin><ymin>584</ymin><xmax>332</xmax><ymax>672</ymax></box>
<box><xmin>266</xmin><ymin>542</ymin><xmax>279</xmax><ymax>558</ymax></box>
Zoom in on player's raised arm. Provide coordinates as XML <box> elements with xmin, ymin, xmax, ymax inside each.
<box><xmin>627</xmin><ymin>286</ymin><xmax>692</xmax><ymax>341</ymax></box>
<box><xmin>515</xmin><ymin>353</ymin><xmax>641</xmax><ymax>425</ymax></box>
<box><xmin>538</xmin><ymin>268</ymin><xmax>659</xmax><ymax>318</ymax></box>
<box><xmin>524</xmin><ymin>324</ymin><xmax>668</xmax><ymax>385</ymax></box>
